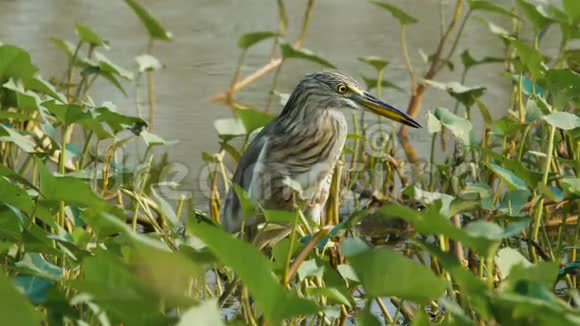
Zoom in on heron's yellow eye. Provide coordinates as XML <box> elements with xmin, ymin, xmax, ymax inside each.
<box><xmin>337</xmin><ymin>84</ymin><xmax>348</xmax><ymax>94</ymax></box>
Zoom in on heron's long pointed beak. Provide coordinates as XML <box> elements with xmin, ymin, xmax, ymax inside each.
<box><xmin>355</xmin><ymin>92</ymin><xmax>422</xmax><ymax>128</ymax></box>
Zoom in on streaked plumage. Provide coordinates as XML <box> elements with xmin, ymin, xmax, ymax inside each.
<box><xmin>220</xmin><ymin>71</ymin><xmax>421</xmax><ymax>233</ymax></box>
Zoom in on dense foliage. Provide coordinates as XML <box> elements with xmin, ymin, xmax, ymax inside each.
<box><xmin>0</xmin><ymin>0</ymin><xmax>578</xmax><ymax>325</ymax></box>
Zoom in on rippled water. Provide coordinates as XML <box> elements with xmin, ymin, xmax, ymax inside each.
<box><xmin>0</xmin><ymin>0</ymin><xmax>558</xmax><ymax>206</ymax></box>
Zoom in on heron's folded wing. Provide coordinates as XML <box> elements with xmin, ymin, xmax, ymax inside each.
<box><xmin>220</xmin><ymin>125</ymin><xmax>271</xmax><ymax>232</ymax></box>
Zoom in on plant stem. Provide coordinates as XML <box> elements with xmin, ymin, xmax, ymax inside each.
<box><xmin>531</xmin><ymin>125</ymin><xmax>556</xmax><ymax>262</ymax></box>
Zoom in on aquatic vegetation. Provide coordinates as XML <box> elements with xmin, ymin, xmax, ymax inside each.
<box><xmin>0</xmin><ymin>0</ymin><xmax>578</xmax><ymax>325</ymax></box>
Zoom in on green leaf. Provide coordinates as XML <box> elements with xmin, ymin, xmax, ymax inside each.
<box><xmin>141</xmin><ymin>130</ymin><xmax>170</xmax><ymax>146</ymax></box>
<box><xmin>177</xmin><ymin>299</ymin><xmax>224</xmax><ymax>326</ymax></box>
<box><xmin>15</xmin><ymin>253</ymin><xmax>63</xmax><ymax>280</ymax></box>
<box><xmin>213</xmin><ymin>118</ymin><xmax>246</xmax><ymax>137</ymax></box>
<box><xmin>511</xmin><ymin>39</ymin><xmax>545</xmax><ymax>81</ymax></box>
<box><xmin>485</xmin><ymin>162</ymin><xmax>529</xmax><ymax>191</ymax></box>
<box><xmin>460</xmin><ymin>50</ymin><xmax>503</xmax><ymax>69</ymax></box>
<box><xmin>13</xmin><ymin>275</ymin><xmax>53</xmax><ymax>305</ymax></box>
<box><xmin>545</xmin><ymin>68</ymin><xmax>580</xmax><ymax>109</ymax></box>
<box><xmin>0</xmin><ymin>125</ymin><xmax>36</xmax><ymax>153</ymax></box>
<box><xmin>358</xmin><ymin>56</ymin><xmax>389</xmax><ymax>71</ymax></box>
<box><xmin>468</xmin><ymin>0</ymin><xmax>518</xmax><ymax>17</ymax></box>
<box><xmin>262</xmin><ymin>209</ymin><xmax>297</xmax><ymax>224</ymax></box>
<box><xmin>426</xmin><ymin>80</ymin><xmax>486</xmax><ymax>108</ymax></box>
<box><xmin>432</xmin><ymin>107</ymin><xmax>473</xmax><ymax>145</ymax></box>
<box><xmin>371</xmin><ymin>1</ymin><xmax>418</xmax><ymax>25</ymax></box>
<box><xmin>280</xmin><ymin>42</ymin><xmax>336</xmax><ymax>68</ymax></box>
<box><xmin>306</xmin><ymin>287</ymin><xmax>352</xmax><ymax>307</ymax></box>
<box><xmin>75</xmin><ymin>23</ymin><xmax>107</xmax><ymax>47</ymax></box>
<box><xmin>0</xmin><ymin>271</ymin><xmax>43</xmax><ymax>325</ymax></box>
<box><xmin>495</xmin><ymin>247</ymin><xmax>531</xmax><ymax>280</ymax></box>
<box><xmin>188</xmin><ymin>222</ymin><xmax>319</xmax><ymax>324</ymax></box>
<box><xmin>238</xmin><ymin>32</ymin><xmax>278</xmax><ymax>49</ymax></box>
<box><xmin>72</xmin><ymin>251</ymin><xmax>170</xmax><ymax>325</ymax></box>
<box><xmin>43</xmin><ymin>100</ymin><xmax>90</xmax><ymax>126</ymax></box>
<box><xmin>561</xmin><ymin>177</ymin><xmax>580</xmax><ymax>196</ymax></box>
<box><xmin>125</xmin><ymin>0</ymin><xmax>173</xmax><ymax>41</ymax></box>
<box><xmin>38</xmin><ymin>161</ymin><xmax>107</xmax><ymax>210</ymax></box>
<box><xmin>344</xmin><ymin>246</ymin><xmax>446</xmax><ymax>304</ymax></box>
<box><xmin>361</xmin><ymin>76</ymin><xmax>404</xmax><ymax>92</ymax></box>
<box><xmin>543</xmin><ymin>112</ymin><xmax>580</xmax><ymax>130</ymax></box>
<box><xmin>277</xmin><ymin>0</ymin><xmax>288</xmax><ymax>33</ymax></box>
<box><xmin>0</xmin><ymin>45</ymin><xmax>38</xmax><ymax>81</ymax></box>
<box><xmin>427</xmin><ymin>111</ymin><xmax>442</xmax><ymax>134</ymax></box>
<box><xmin>563</xmin><ymin>0</ymin><xmax>580</xmax><ymax>24</ymax></box>
<box><xmin>516</xmin><ymin>0</ymin><xmax>553</xmax><ymax>31</ymax></box>
<box><xmin>50</xmin><ymin>38</ymin><xmax>75</xmax><ymax>59</ymax></box>
<box><xmin>234</xmin><ymin>107</ymin><xmax>273</xmax><ymax>134</ymax></box>
<box><xmin>475</xmin><ymin>99</ymin><xmax>493</xmax><ymax>125</ymax></box>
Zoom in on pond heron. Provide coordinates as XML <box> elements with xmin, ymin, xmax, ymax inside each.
<box><xmin>221</xmin><ymin>71</ymin><xmax>421</xmax><ymax>233</ymax></box>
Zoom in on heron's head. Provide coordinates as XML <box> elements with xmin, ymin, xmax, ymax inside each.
<box><xmin>282</xmin><ymin>71</ymin><xmax>421</xmax><ymax>128</ymax></box>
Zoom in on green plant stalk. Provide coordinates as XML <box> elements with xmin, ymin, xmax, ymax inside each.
<box><xmin>282</xmin><ymin>208</ymin><xmax>300</xmax><ymax>287</ymax></box>
<box><xmin>66</xmin><ymin>41</ymin><xmax>83</xmax><ymax>101</ymax></box>
<box><xmin>429</xmin><ymin>133</ymin><xmax>437</xmax><ymax>191</ymax></box>
<box><xmin>400</xmin><ymin>25</ymin><xmax>416</xmax><ymax>93</ymax></box>
<box><xmin>78</xmin><ymin>131</ymin><xmax>94</xmax><ymax>169</ymax></box>
<box><xmin>265</xmin><ymin>59</ymin><xmax>285</xmax><ymax>112</ymax></box>
<box><xmin>531</xmin><ymin>125</ymin><xmax>556</xmax><ymax>262</ymax></box>
<box><xmin>375</xmin><ymin>297</ymin><xmax>394</xmax><ymax>324</ymax></box>
<box><xmin>58</xmin><ymin>124</ymin><xmax>71</xmax><ymax>228</ymax></box>
<box><xmin>226</xmin><ymin>49</ymin><xmax>247</xmax><ymax>105</ymax></box>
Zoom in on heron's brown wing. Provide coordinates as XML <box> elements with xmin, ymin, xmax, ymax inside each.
<box><xmin>220</xmin><ymin>124</ymin><xmax>272</xmax><ymax>232</ymax></box>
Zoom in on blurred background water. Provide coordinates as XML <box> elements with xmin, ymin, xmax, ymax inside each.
<box><xmin>0</xmin><ymin>0</ymin><xmax>559</xmax><ymax>206</ymax></box>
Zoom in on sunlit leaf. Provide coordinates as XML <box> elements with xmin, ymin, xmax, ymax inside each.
<box><xmin>234</xmin><ymin>106</ymin><xmax>273</xmax><ymax>134</ymax></box>
<box><xmin>125</xmin><ymin>0</ymin><xmax>173</xmax><ymax>41</ymax></box>
<box><xmin>561</xmin><ymin>177</ymin><xmax>580</xmax><ymax>196</ymax></box>
<box><xmin>361</xmin><ymin>76</ymin><xmax>404</xmax><ymax>92</ymax></box>
<box><xmin>0</xmin><ymin>45</ymin><xmax>38</xmax><ymax>81</ymax></box>
<box><xmin>468</xmin><ymin>0</ymin><xmax>518</xmax><ymax>18</ymax></box>
<box><xmin>177</xmin><ymin>299</ymin><xmax>224</xmax><ymax>326</ymax></box>
<box><xmin>516</xmin><ymin>0</ymin><xmax>553</xmax><ymax>32</ymax></box>
<box><xmin>495</xmin><ymin>247</ymin><xmax>531</xmax><ymax>280</ymax></box>
<box><xmin>50</xmin><ymin>38</ymin><xmax>75</xmax><ymax>59</ymax></box>
<box><xmin>188</xmin><ymin>222</ymin><xmax>319</xmax><ymax>325</ymax></box>
<box><xmin>485</xmin><ymin>162</ymin><xmax>529</xmax><ymax>191</ymax></box>
<box><xmin>213</xmin><ymin>118</ymin><xmax>246</xmax><ymax>137</ymax></box>
<box><xmin>238</xmin><ymin>31</ymin><xmax>278</xmax><ymax>49</ymax></box>
<box><xmin>428</xmin><ymin>80</ymin><xmax>486</xmax><ymax>108</ymax></box>
<box><xmin>432</xmin><ymin>107</ymin><xmax>473</xmax><ymax>145</ymax></box>
<box><xmin>344</xmin><ymin>245</ymin><xmax>446</xmax><ymax>304</ymax></box>
<box><xmin>0</xmin><ymin>125</ymin><xmax>36</xmax><ymax>153</ymax></box>
<box><xmin>358</xmin><ymin>56</ymin><xmax>389</xmax><ymax>71</ymax></box>
<box><xmin>280</xmin><ymin>42</ymin><xmax>336</xmax><ymax>68</ymax></box>
<box><xmin>15</xmin><ymin>253</ymin><xmax>63</xmax><ymax>281</ymax></box>
<box><xmin>371</xmin><ymin>1</ymin><xmax>418</xmax><ymax>25</ymax></box>
<box><xmin>542</xmin><ymin>112</ymin><xmax>580</xmax><ymax>130</ymax></box>
<box><xmin>427</xmin><ymin>111</ymin><xmax>442</xmax><ymax>134</ymax></box>
<box><xmin>136</xmin><ymin>54</ymin><xmax>162</xmax><ymax>72</ymax></box>
<box><xmin>75</xmin><ymin>23</ymin><xmax>107</xmax><ymax>47</ymax></box>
